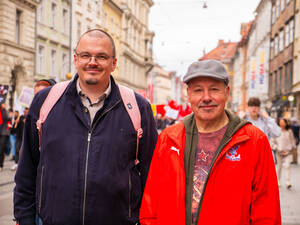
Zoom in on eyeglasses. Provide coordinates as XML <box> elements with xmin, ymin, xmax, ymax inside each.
<box><xmin>75</xmin><ymin>52</ymin><xmax>114</xmax><ymax>64</ymax></box>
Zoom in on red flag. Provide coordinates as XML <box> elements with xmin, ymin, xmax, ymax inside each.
<box><xmin>156</xmin><ymin>104</ymin><xmax>166</xmax><ymax>117</ymax></box>
<box><xmin>0</xmin><ymin>109</ymin><xmax>2</xmax><ymax>125</ymax></box>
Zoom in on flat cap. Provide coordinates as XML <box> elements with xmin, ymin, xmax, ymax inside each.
<box><xmin>183</xmin><ymin>59</ymin><xmax>229</xmax><ymax>85</ymax></box>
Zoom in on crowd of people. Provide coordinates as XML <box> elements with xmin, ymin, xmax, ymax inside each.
<box><xmin>0</xmin><ymin>79</ymin><xmax>56</xmax><ymax>172</ymax></box>
<box><xmin>0</xmin><ymin>104</ymin><xmax>27</xmax><ymax>172</ymax></box>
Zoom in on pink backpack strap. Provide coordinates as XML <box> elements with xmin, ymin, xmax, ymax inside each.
<box><xmin>36</xmin><ymin>81</ymin><xmax>70</xmax><ymax>150</ymax></box>
<box><xmin>118</xmin><ymin>84</ymin><xmax>142</xmax><ymax>165</ymax></box>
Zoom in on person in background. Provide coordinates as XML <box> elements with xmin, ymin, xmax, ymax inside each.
<box><xmin>10</xmin><ymin>109</ymin><xmax>27</xmax><ymax>171</ymax></box>
<box><xmin>0</xmin><ymin>103</ymin><xmax>10</xmax><ymax>171</ymax></box>
<box><xmin>34</xmin><ymin>79</ymin><xmax>56</xmax><ymax>95</ymax></box>
<box><xmin>272</xmin><ymin>118</ymin><xmax>296</xmax><ymax>189</ymax></box>
<box><xmin>290</xmin><ymin>117</ymin><xmax>299</xmax><ymax>164</ymax></box>
<box><xmin>9</xmin><ymin>110</ymin><xmax>19</xmax><ymax>161</ymax></box>
<box><xmin>139</xmin><ymin>60</ymin><xmax>281</xmax><ymax>225</ymax></box>
<box><xmin>244</xmin><ymin>97</ymin><xmax>281</xmax><ymax>163</ymax></box>
<box><xmin>14</xmin><ymin>29</ymin><xmax>158</xmax><ymax>225</ymax></box>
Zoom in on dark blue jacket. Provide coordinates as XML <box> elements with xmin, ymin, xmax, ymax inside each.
<box><xmin>14</xmin><ymin>75</ymin><xmax>158</xmax><ymax>225</ymax></box>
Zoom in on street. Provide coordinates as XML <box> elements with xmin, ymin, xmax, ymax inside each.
<box><xmin>1</xmin><ymin>153</ymin><xmax>300</xmax><ymax>225</ymax></box>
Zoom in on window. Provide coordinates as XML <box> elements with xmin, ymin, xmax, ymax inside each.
<box><xmin>103</xmin><ymin>13</ymin><xmax>107</xmax><ymax>28</ymax></box>
<box><xmin>272</xmin><ymin>6</ymin><xmax>276</xmax><ymax>24</ymax></box>
<box><xmin>289</xmin><ymin>61</ymin><xmax>293</xmax><ymax>89</ymax></box>
<box><xmin>111</xmin><ymin>18</ymin><xmax>114</xmax><ymax>34</ymax></box>
<box><xmin>270</xmin><ymin>40</ymin><xmax>274</xmax><ymax>59</ymax></box>
<box><xmin>37</xmin><ymin>45</ymin><xmax>45</xmax><ymax>74</ymax></box>
<box><xmin>269</xmin><ymin>73</ymin><xmax>273</xmax><ymax>97</ymax></box>
<box><xmin>16</xmin><ymin>9</ymin><xmax>21</xmax><ymax>44</ymax></box>
<box><xmin>274</xmin><ymin>35</ymin><xmax>279</xmax><ymax>55</ymax></box>
<box><xmin>62</xmin><ymin>9</ymin><xmax>68</xmax><ymax>34</ymax></box>
<box><xmin>289</xmin><ymin>19</ymin><xmax>294</xmax><ymax>44</ymax></box>
<box><xmin>279</xmin><ymin>29</ymin><xmax>284</xmax><ymax>51</ymax></box>
<box><xmin>281</xmin><ymin>0</ymin><xmax>285</xmax><ymax>11</ymax></box>
<box><xmin>37</xmin><ymin>1</ymin><xmax>44</xmax><ymax>23</ymax></box>
<box><xmin>51</xmin><ymin>2</ymin><xmax>57</xmax><ymax>28</ymax></box>
<box><xmin>77</xmin><ymin>21</ymin><xmax>81</xmax><ymax>41</ymax></box>
<box><xmin>285</xmin><ymin>22</ymin><xmax>290</xmax><ymax>47</ymax></box>
<box><xmin>62</xmin><ymin>53</ymin><xmax>68</xmax><ymax>78</ymax></box>
<box><xmin>279</xmin><ymin>67</ymin><xmax>283</xmax><ymax>94</ymax></box>
<box><xmin>284</xmin><ymin>63</ymin><xmax>289</xmax><ymax>92</ymax></box>
<box><xmin>276</xmin><ymin>0</ymin><xmax>280</xmax><ymax>18</ymax></box>
<box><xmin>51</xmin><ymin>50</ymin><xmax>57</xmax><ymax>79</ymax></box>
<box><xmin>274</xmin><ymin>71</ymin><xmax>278</xmax><ymax>95</ymax></box>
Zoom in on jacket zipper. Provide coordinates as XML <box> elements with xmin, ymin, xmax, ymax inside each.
<box><xmin>38</xmin><ymin>166</ymin><xmax>45</xmax><ymax>214</ymax></box>
<box><xmin>81</xmin><ymin>100</ymin><xmax>121</xmax><ymax>225</ymax></box>
<box><xmin>128</xmin><ymin>171</ymin><xmax>132</xmax><ymax>218</ymax></box>
<box><xmin>82</xmin><ymin>132</ymin><xmax>91</xmax><ymax>225</ymax></box>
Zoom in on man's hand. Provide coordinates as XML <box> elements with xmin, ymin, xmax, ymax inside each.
<box><xmin>260</xmin><ymin>111</ymin><xmax>269</xmax><ymax>119</ymax></box>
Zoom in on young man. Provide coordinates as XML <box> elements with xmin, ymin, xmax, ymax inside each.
<box><xmin>140</xmin><ymin>60</ymin><xmax>281</xmax><ymax>225</ymax></box>
<box><xmin>14</xmin><ymin>29</ymin><xmax>158</xmax><ymax>225</ymax></box>
<box><xmin>245</xmin><ymin>97</ymin><xmax>281</xmax><ymax>141</ymax></box>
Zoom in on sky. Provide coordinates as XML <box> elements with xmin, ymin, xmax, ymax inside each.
<box><xmin>149</xmin><ymin>0</ymin><xmax>262</xmax><ymax>77</ymax></box>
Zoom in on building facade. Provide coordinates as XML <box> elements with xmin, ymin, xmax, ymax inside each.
<box><xmin>269</xmin><ymin>0</ymin><xmax>295</xmax><ymax>119</ymax></box>
<box><xmin>293</xmin><ymin>0</ymin><xmax>300</xmax><ymax>120</ymax></box>
<box><xmin>118</xmin><ymin>0</ymin><xmax>154</xmax><ymax>93</ymax></box>
<box><xmin>36</xmin><ymin>0</ymin><xmax>71</xmax><ymax>82</ymax></box>
<box><xmin>246</xmin><ymin>0</ymin><xmax>271</xmax><ymax>108</ymax></box>
<box><xmin>0</xmin><ymin>0</ymin><xmax>38</xmax><ymax>109</ymax></box>
<box><xmin>147</xmin><ymin>64</ymin><xmax>173</xmax><ymax>104</ymax></box>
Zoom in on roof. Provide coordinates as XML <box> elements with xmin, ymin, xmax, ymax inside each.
<box><xmin>239</xmin><ymin>20</ymin><xmax>254</xmax><ymax>46</ymax></box>
<box><xmin>200</xmin><ymin>40</ymin><xmax>238</xmax><ymax>62</ymax></box>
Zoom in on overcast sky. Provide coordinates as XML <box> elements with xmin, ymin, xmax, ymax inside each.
<box><xmin>149</xmin><ymin>0</ymin><xmax>262</xmax><ymax>77</ymax></box>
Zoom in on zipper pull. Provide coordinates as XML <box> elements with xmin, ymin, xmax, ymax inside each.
<box><xmin>88</xmin><ymin>132</ymin><xmax>91</xmax><ymax>142</ymax></box>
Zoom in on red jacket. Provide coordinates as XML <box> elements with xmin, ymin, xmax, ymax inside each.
<box><xmin>140</xmin><ymin>113</ymin><xmax>281</xmax><ymax>225</ymax></box>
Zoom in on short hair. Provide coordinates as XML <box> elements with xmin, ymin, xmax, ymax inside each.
<box><xmin>75</xmin><ymin>29</ymin><xmax>116</xmax><ymax>58</ymax></box>
<box><xmin>247</xmin><ymin>97</ymin><xmax>261</xmax><ymax>107</ymax></box>
<box><xmin>34</xmin><ymin>79</ymin><xmax>56</xmax><ymax>88</ymax></box>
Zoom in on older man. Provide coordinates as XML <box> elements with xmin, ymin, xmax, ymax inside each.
<box><xmin>14</xmin><ymin>29</ymin><xmax>158</xmax><ymax>225</ymax></box>
<box><xmin>140</xmin><ymin>60</ymin><xmax>281</xmax><ymax>225</ymax></box>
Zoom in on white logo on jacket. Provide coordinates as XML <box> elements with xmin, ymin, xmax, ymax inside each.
<box><xmin>170</xmin><ymin>146</ymin><xmax>180</xmax><ymax>155</ymax></box>
<box><xmin>225</xmin><ymin>145</ymin><xmax>241</xmax><ymax>161</ymax></box>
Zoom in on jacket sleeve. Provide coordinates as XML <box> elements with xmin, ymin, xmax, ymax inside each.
<box><xmin>265</xmin><ymin>117</ymin><xmax>281</xmax><ymax>139</ymax></box>
<box><xmin>140</xmin><ymin>134</ymin><xmax>164</xmax><ymax>225</ymax></box>
<box><xmin>250</xmin><ymin>133</ymin><xmax>281</xmax><ymax>225</ymax></box>
<box><xmin>13</xmin><ymin>94</ymin><xmax>45</xmax><ymax>225</ymax></box>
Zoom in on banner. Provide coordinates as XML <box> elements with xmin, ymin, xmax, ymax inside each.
<box><xmin>18</xmin><ymin>86</ymin><xmax>34</xmax><ymax>107</ymax></box>
<box><xmin>259</xmin><ymin>51</ymin><xmax>265</xmax><ymax>86</ymax></box>
<box><xmin>0</xmin><ymin>85</ymin><xmax>9</xmax><ymax>104</ymax></box>
<box><xmin>250</xmin><ymin>59</ymin><xmax>256</xmax><ymax>90</ymax></box>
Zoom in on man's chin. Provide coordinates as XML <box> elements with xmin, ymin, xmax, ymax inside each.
<box><xmin>85</xmin><ymin>79</ymin><xmax>99</xmax><ymax>85</ymax></box>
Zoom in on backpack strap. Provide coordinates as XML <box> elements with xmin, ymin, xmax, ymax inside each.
<box><xmin>118</xmin><ymin>84</ymin><xmax>143</xmax><ymax>165</ymax></box>
<box><xmin>36</xmin><ymin>81</ymin><xmax>70</xmax><ymax>150</ymax></box>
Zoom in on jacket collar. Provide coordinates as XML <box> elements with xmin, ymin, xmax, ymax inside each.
<box><xmin>66</xmin><ymin>74</ymin><xmax>122</xmax><ymax>110</ymax></box>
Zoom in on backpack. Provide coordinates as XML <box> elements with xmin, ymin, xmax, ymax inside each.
<box><xmin>36</xmin><ymin>81</ymin><xmax>143</xmax><ymax>165</ymax></box>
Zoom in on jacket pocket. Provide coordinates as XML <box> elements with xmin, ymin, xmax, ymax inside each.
<box><xmin>38</xmin><ymin>165</ymin><xmax>45</xmax><ymax>214</ymax></box>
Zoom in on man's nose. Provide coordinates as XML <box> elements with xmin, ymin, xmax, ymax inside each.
<box><xmin>89</xmin><ymin>56</ymin><xmax>98</xmax><ymax>64</ymax></box>
<box><xmin>202</xmin><ymin>90</ymin><xmax>211</xmax><ymax>101</ymax></box>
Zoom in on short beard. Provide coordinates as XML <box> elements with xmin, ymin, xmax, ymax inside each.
<box><xmin>85</xmin><ymin>79</ymin><xmax>99</xmax><ymax>85</ymax></box>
